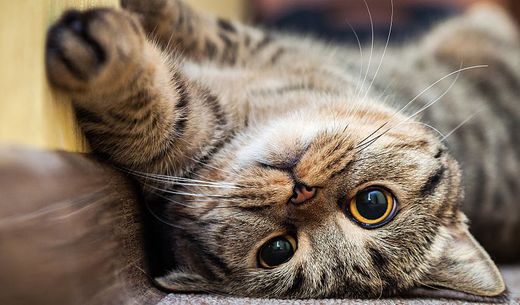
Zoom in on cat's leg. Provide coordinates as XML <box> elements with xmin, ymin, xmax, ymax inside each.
<box><xmin>46</xmin><ymin>8</ymin><xmax>233</xmax><ymax>176</ymax></box>
<box><xmin>121</xmin><ymin>0</ymin><xmax>292</xmax><ymax>66</ymax></box>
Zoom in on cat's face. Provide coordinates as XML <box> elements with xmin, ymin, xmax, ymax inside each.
<box><xmin>155</xmin><ymin>96</ymin><xmax>505</xmax><ymax>299</ymax></box>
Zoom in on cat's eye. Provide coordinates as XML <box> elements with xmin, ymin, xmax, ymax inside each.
<box><xmin>258</xmin><ymin>235</ymin><xmax>297</xmax><ymax>269</ymax></box>
<box><xmin>347</xmin><ymin>187</ymin><xmax>398</xmax><ymax>229</ymax></box>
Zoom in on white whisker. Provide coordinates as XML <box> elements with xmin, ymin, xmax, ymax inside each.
<box><xmin>357</xmin><ymin>0</ymin><xmax>375</xmax><ymax>99</ymax></box>
<box><xmin>356</xmin><ymin>67</ymin><xmax>462</xmax><ymax>151</ymax></box>
<box><xmin>409</xmin><ymin>121</ymin><xmax>446</xmax><ymax>139</ymax></box>
<box><xmin>361</xmin><ymin>0</ymin><xmax>394</xmax><ymax>103</ymax></box>
<box><xmin>356</xmin><ymin>64</ymin><xmax>488</xmax><ymax>149</ymax></box>
<box><xmin>441</xmin><ymin>109</ymin><xmax>484</xmax><ymax>141</ymax></box>
<box><xmin>120</xmin><ymin>167</ymin><xmax>243</xmax><ymax>188</ymax></box>
<box><xmin>186</xmin><ymin>155</ymin><xmax>247</xmax><ymax>180</ymax></box>
<box><xmin>346</xmin><ymin>20</ymin><xmax>364</xmax><ymax>96</ymax></box>
<box><xmin>143</xmin><ymin>200</ymin><xmax>186</xmax><ymax>229</ymax></box>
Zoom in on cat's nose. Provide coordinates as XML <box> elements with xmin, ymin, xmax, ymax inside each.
<box><xmin>290</xmin><ymin>184</ymin><xmax>316</xmax><ymax>205</ymax></box>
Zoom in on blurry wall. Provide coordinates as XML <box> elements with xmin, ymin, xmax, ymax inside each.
<box><xmin>0</xmin><ymin>0</ymin><xmax>246</xmax><ymax>152</ymax></box>
<box><xmin>253</xmin><ymin>0</ymin><xmax>509</xmax><ymax>43</ymax></box>
<box><xmin>189</xmin><ymin>0</ymin><xmax>248</xmax><ymax>21</ymax></box>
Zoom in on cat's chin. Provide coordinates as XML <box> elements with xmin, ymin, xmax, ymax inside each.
<box><xmin>402</xmin><ymin>286</ymin><xmax>511</xmax><ymax>303</ymax></box>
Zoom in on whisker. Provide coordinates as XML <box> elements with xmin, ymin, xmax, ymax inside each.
<box><xmin>361</xmin><ymin>0</ymin><xmax>394</xmax><ymax>103</ymax></box>
<box><xmin>143</xmin><ymin>199</ymin><xmax>186</xmax><ymax>229</ymax></box>
<box><xmin>441</xmin><ymin>108</ymin><xmax>484</xmax><ymax>141</ymax></box>
<box><xmin>150</xmin><ymin>187</ymin><xmax>232</xmax><ymax>199</ymax></box>
<box><xmin>185</xmin><ymin>197</ymin><xmax>241</xmax><ymax>203</ymax></box>
<box><xmin>151</xmin><ymin>191</ymin><xmax>244</xmax><ymax>211</ymax></box>
<box><xmin>417</xmin><ymin>282</ymin><xmax>442</xmax><ymax>291</ymax></box>
<box><xmin>409</xmin><ymin>121</ymin><xmax>446</xmax><ymax>139</ymax></box>
<box><xmin>136</xmin><ymin>174</ymin><xmax>240</xmax><ymax>189</ymax></box>
<box><xmin>377</xmin><ymin>78</ymin><xmax>397</xmax><ymax>101</ymax></box>
<box><xmin>345</xmin><ymin>20</ymin><xmax>364</xmax><ymax>96</ymax></box>
<box><xmin>186</xmin><ymin>155</ymin><xmax>247</xmax><ymax>181</ymax></box>
<box><xmin>404</xmin><ymin>67</ymin><xmax>463</xmax><ymax>120</ymax></box>
<box><xmin>148</xmin><ymin>188</ymin><xmax>201</xmax><ymax>209</ymax></box>
<box><xmin>356</xmin><ymin>64</ymin><xmax>488</xmax><ymax>150</ymax></box>
<box><xmin>119</xmin><ymin>167</ymin><xmax>242</xmax><ymax>188</ymax></box>
<box><xmin>175</xmin><ymin>135</ymin><xmax>248</xmax><ymax>182</ymax></box>
<box><xmin>357</xmin><ymin>0</ymin><xmax>375</xmax><ymax>99</ymax></box>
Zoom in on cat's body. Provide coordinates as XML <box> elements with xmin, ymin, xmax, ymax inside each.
<box><xmin>46</xmin><ymin>0</ymin><xmax>518</xmax><ymax>300</ymax></box>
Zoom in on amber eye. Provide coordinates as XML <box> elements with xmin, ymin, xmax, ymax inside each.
<box><xmin>258</xmin><ymin>235</ymin><xmax>297</xmax><ymax>268</ymax></box>
<box><xmin>348</xmin><ymin>187</ymin><xmax>398</xmax><ymax>229</ymax></box>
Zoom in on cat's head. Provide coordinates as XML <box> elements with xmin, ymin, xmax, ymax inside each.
<box><xmin>153</xmin><ymin>94</ymin><xmax>506</xmax><ymax>300</ymax></box>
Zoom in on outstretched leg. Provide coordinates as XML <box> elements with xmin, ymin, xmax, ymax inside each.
<box><xmin>46</xmin><ymin>8</ymin><xmax>234</xmax><ymax>176</ymax></box>
<box><xmin>121</xmin><ymin>0</ymin><xmax>292</xmax><ymax>66</ymax></box>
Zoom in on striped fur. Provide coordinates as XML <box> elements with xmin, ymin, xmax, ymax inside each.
<box><xmin>45</xmin><ymin>1</ymin><xmax>517</xmax><ymax>300</ymax></box>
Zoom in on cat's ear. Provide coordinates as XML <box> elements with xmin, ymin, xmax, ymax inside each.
<box><xmin>423</xmin><ymin>222</ymin><xmax>506</xmax><ymax>298</ymax></box>
<box><xmin>154</xmin><ymin>270</ymin><xmax>211</xmax><ymax>292</ymax></box>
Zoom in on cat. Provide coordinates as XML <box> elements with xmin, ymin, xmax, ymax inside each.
<box><xmin>45</xmin><ymin>0</ymin><xmax>519</xmax><ymax>301</ymax></box>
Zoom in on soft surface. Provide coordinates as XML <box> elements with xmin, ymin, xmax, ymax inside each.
<box><xmin>158</xmin><ymin>266</ymin><xmax>520</xmax><ymax>305</ymax></box>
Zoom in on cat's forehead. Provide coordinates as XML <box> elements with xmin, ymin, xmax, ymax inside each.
<box><xmin>233</xmin><ymin>100</ymin><xmax>440</xmax><ymax>173</ymax></box>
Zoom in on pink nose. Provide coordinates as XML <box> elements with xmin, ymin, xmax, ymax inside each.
<box><xmin>290</xmin><ymin>184</ymin><xmax>317</xmax><ymax>205</ymax></box>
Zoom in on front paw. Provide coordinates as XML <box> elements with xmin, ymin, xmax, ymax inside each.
<box><xmin>46</xmin><ymin>8</ymin><xmax>145</xmax><ymax>92</ymax></box>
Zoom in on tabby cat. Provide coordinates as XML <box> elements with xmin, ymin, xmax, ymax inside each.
<box><xmin>45</xmin><ymin>0</ymin><xmax>520</xmax><ymax>301</ymax></box>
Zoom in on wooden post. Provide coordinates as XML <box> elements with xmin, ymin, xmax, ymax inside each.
<box><xmin>0</xmin><ymin>1</ymin><xmax>120</xmax><ymax>152</ymax></box>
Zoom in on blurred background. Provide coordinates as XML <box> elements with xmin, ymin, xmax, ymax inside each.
<box><xmin>253</xmin><ymin>0</ymin><xmax>508</xmax><ymax>42</ymax></box>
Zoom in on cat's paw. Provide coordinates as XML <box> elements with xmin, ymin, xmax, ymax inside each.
<box><xmin>46</xmin><ymin>8</ymin><xmax>145</xmax><ymax>92</ymax></box>
<box><xmin>121</xmin><ymin>0</ymin><xmax>184</xmax><ymax>36</ymax></box>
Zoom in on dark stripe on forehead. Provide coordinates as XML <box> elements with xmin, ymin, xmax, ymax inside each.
<box><xmin>419</xmin><ymin>165</ymin><xmax>446</xmax><ymax>198</ymax></box>
<box><xmin>434</xmin><ymin>165</ymin><xmax>457</xmax><ymax>220</ymax></box>
<box><xmin>433</xmin><ymin>147</ymin><xmax>445</xmax><ymax>159</ymax></box>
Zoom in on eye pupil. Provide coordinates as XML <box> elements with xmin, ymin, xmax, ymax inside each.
<box><xmin>348</xmin><ymin>187</ymin><xmax>398</xmax><ymax>228</ymax></box>
<box><xmin>356</xmin><ymin>189</ymin><xmax>388</xmax><ymax>220</ymax></box>
<box><xmin>258</xmin><ymin>236</ymin><xmax>296</xmax><ymax>268</ymax></box>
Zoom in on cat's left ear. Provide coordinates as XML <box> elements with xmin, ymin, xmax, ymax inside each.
<box><xmin>422</xmin><ymin>221</ymin><xmax>506</xmax><ymax>298</ymax></box>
